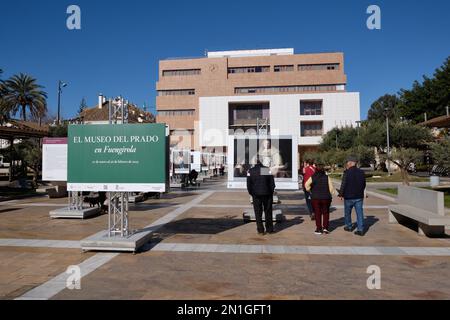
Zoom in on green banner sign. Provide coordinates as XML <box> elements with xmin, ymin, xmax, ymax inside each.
<box><xmin>67</xmin><ymin>124</ymin><xmax>167</xmax><ymax>192</ymax></box>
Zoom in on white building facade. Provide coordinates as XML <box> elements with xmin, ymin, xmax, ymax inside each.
<box><xmin>199</xmin><ymin>92</ymin><xmax>360</xmax><ymax>150</ymax></box>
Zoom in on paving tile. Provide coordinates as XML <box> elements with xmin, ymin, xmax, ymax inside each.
<box><xmin>265</xmin><ymin>246</ymin><xmax>286</xmax><ymax>254</ymax></box>
<box><xmin>3</xmin><ymin>181</ymin><xmax>450</xmax><ymax>300</ymax></box>
<box><xmin>352</xmin><ymin>247</ymin><xmax>382</xmax><ymax>256</ymax></box>
<box><xmin>375</xmin><ymin>247</ymin><xmax>407</xmax><ymax>256</ymax></box>
<box><xmin>308</xmin><ymin>246</ymin><xmax>334</xmax><ymax>255</ymax></box>
<box><xmin>239</xmin><ymin>245</ymin><xmax>262</xmax><ymax>254</ymax></box>
<box><xmin>400</xmin><ymin>247</ymin><xmax>427</xmax><ymax>256</ymax></box>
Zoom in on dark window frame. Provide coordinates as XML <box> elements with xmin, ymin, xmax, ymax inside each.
<box><xmin>300</xmin><ymin>121</ymin><xmax>324</xmax><ymax>137</ymax></box>
<box><xmin>300</xmin><ymin>100</ymin><xmax>323</xmax><ymax>116</ymax></box>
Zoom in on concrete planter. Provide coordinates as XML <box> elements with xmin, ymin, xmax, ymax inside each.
<box><xmin>430</xmin><ymin>175</ymin><xmax>440</xmax><ymax>187</ymax></box>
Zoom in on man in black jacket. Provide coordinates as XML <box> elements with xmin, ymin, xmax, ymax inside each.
<box><xmin>339</xmin><ymin>156</ymin><xmax>367</xmax><ymax>236</ymax></box>
<box><xmin>247</xmin><ymin>160</ymin><xmax>276</xmax><ymax>235</ymax></box>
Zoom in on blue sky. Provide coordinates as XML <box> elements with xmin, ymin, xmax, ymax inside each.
<box><xmin>0</xmin><ymin>0</ymin><xmax>449</xmax><ymax>120</ymax></box>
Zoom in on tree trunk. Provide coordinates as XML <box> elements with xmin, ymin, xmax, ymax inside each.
<box><xmin>400</xmin><ymin>168</ymin><xmax>410</xmax><ymax>186</ymax></box>
<box><xmin>32</xmin><ymin>168</ymin><xmax>38</xmax><ymax>189</ymax></box>
<box><xmin>22</xmin><ymin>105</ymin><xmax>26</xmax><ymax>121</ymax></box>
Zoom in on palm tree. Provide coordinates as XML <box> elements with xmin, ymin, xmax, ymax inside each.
<box><xmin>0</xmin><ymin>69</ymin><xmax>9</xmax><ymax>124</ymax></box>
<box><xmin>4</xmin><ymin>73</ymin><xmax>47</xmax><ymax>122</ymax></box>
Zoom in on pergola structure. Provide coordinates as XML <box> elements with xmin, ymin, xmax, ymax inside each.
<box><xmin>420</xmin><ymin>114</ymin><xmax>450</xmax><ymax>128</ymax></box>
<box><xmin>0</xmin><ymin>120</ymin><xmax>49</xmax><ymax>182</ymax></box>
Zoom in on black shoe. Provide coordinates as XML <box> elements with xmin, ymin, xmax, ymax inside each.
<box><xmin>323</xmin><ymin>229</ymin><xmax>330</xmax><ymax>234</ymax></box>
<box><xmin>344</xmin><ymin>227</ymin><xmax>353</xmax><ymax>232</ymax></box>
<box><xmin>314</xmin><ymin>229</ymin><xmax>323</xmax><ymax>235</ymax></box>
<box><xmin>310</xmin><ymin>214</ymin><xmax>315</xmax><ymax>221</ymax></box>
<box><xmin>354</xmin><ymin>230</ymin><xmax>365</xmax><ymax>237</ymax></box>
<box><xmin>267</xmin><ymin>230</ymin><xmax>275</xmax><ymax>234</ymax></box>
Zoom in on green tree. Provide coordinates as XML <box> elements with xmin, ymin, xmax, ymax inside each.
<box><xmin>3</xmin><ymin>73</ymin><xmax>47</xmax><ymax>121</ymax></box>
<box><xmin>16</xmin><ymin>139</ymin><xmax>42</xmax><ymax>187</ymax></box>
<box><xmin>303</xmin><ymin>151</ymin><xmax>322</xmax><ymax>165</ymax></box>
<box><xmin>304</xmin><ymin>149</ymin><xmax>351</xmax><ymax>171</ymax></box>
<box><xmin>367</xmin><ymin>94</ymin><xmax>401</xmax><ymax>122</ymax></box>
<box><xmin>0</xmin><ymin>69</ymin><xmax>9</xmax><ymax>124</ymax></box>
<box><xmin>348</xmin><ymin>145</ymin><xmax>376</xmax><ymax>168</ymax></box>
<box><xmin>430</xmin><ymin>137</ymin><xmax>450</xmax><ymax>168</ymax></box>
<box><xmin>381</xmin><ymin>148</ymin><xmax>423</xmax><ymax>186</ymax></box>
<box><xmin>320</xmin><ymin>127</ymin><xmax>358</xmax><ymax>151</ymax></box>
<box><xmin>359</xmin><ymin>120</ymin><xmax>432</xmax><ymax>151</ymax></box>
<box><xmin>49</xmin><ymin>124</ymin><xmax>68</xmax><ymax>137</ymax></box>
<box><xmin>358</xmin><ymin>120</ymin><xmax>386</xmax><ymax>151</ymax></box>
<box><xmin>78</xmin><ymin>97</ymin><xmax>88</xmax><ymax>115</ymax></box>
<box><xmin>399</xmin><ymin>56</ymin><xmax>450</xmax><ymax>123</ymax></box>
<box><xmin>362</xmin><ymin>120</ymin><xmax>432</xmax><ymax>184</ymax></box>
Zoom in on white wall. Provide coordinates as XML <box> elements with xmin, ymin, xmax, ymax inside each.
<box><xmin>207</xmin><ymin>48</ymin><xmax>294</xmax><ymax>58</ymax></box>
<box><xmin>199</xmin><ymin>92</ymin><xmax>360</xmax><ymax>148</ymax></box>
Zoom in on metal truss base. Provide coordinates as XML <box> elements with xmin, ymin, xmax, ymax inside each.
<box><xmin>80</xmin><ymin>229</ymin><xmax>153</xmax><ymax>253</ymax></box>
<box><xmin>50</xmin><ymin>207</ymin><xmax>100</xmax><ymax>219</ymax></box>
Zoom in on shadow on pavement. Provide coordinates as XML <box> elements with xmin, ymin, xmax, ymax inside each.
<box><xmin>274</xmin><ymin>216</ymin><xmax>304</xmax><ymax>232</ymax></box>
<box><xmin>151</xmin><ymin>217</ymin><xmax>246</xmax><ymax>235</ymax></box>
<box><xmin>328</xmin><ymin>215</ymin><xmax>380</xmax><ymax>233</ymax></box>
<box><xmin>0</xmin><ymin>208</ymin><xmax>22</xmax><ymax>214</ymax></box>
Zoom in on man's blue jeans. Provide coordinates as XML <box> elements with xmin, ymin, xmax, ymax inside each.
<box><xmin>344</xmin><ymin>199</ymin><xmax>365</xmax><ymax>231</ymax></box>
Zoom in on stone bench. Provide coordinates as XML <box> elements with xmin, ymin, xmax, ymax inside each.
<box><xmin>388</xmin><ymin>186</ymin><xmax>450</xmax><ymax>237</ymax></box>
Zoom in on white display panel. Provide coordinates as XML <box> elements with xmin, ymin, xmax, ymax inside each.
<box><xmin>201</xmin><ymin>153</ymin><xmax>210</xmax><ymax>171</ymax></box>
<box><xmin>173</xmin><ymin>150</ymin><xmax>191</xmax><ymax>174</ymax></box>
<box><xmin>42</xmin><ymin>138</ymin><xmax>68</xmax><ymax>182</ymax></box>
<box><xmin>227</xmin><ymin>135</ymin><xmax>299</xmax><ymax>190</ymax></box>
<box><xmin>191</xmin><ymin>151</ymin><xmax>202</xmax><ymax>171</ymax></box>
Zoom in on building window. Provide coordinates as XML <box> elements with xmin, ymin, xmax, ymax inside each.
<box><xmin>300</xmin><ymin>100</ymin><xmax>323</xmax><ymax>116</ymax></box>
<box><xmin>228</xmin><ymin>103</ymin><xmax>270</xmax><ymax>132</ymax></box>
<box><xmin>274</xmin><ymin>65</ymin><xmax>294</xmax><ymax>72</ymax></box>
<box><xmin>298</xmin><ymin>64</ymin><xmax>340</xmax><ymax>71</ymax></box>
<box><xmin>158</xmin><ymin>109</ymin><xmax>195</xmax><ymax>116</ymax></box>
<box><xmin>301</xmin><ymin>121</ymin><xmax>323</xmax><ymax>137</ymax></box>
<box><xmin>158</xmin><ymin>89</ymin><xmax>195</xmax><ymax>96</ymax></box>
<box><xmin>228</xmin><ymin>66</ymin><xmax>270</xmax><ymax>74</ymax></box>
<box><xmin>235</xmin><ymin>85</ymin><xmax>338</xmax><ymax>94</ymax></box>
<box><xmin>162</xmin><ymin>69</ymin><xmax>201</xmax><ymax>76</ymax></box>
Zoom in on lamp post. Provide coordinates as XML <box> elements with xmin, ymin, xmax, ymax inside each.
<box><xmin>57</xmin><ymin>81</ymin><xmax>68</xmax><ymax>125</ymax></box>
<box><xmin>335</xmin><ymin>130</ymin><xmax>338</xmax><ymax>150</ymax></box>
<box><xmin>384</xmin><ymin>108</ymin><xmax>391</xmax><ymax>176</ymax></box>
<box><xmin>356</xmin><ymin>120</ymin><xmax>361</xmax><ymax>141</ymax></box>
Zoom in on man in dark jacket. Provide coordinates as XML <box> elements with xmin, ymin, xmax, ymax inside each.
<box><xmin>339</xmin><ymin>156</ymin><xmax>367</xmax><ymax>236</ymax></box>
<box><xmin>247</xmin><ymin>160</ymin><xmax>276</xmax><ymax>235</ymax></box>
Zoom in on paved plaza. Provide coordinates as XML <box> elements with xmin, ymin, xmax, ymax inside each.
<box><xmin>0</xmin><ymin>177</ymin><xmax>449</xmax><ymax>300</ymax></box>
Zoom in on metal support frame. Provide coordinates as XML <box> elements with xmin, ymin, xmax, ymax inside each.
<box><xmin>68</xmin><ymin>191</ymin><xmax>84</xmax><ymax>211</ymax></box>
<box><xmin>108</xmin><ymin>192</ymin><xmax>129</xmax><ymax>237</ymax></box>
<box><xmin>109</xmin><ymin>96</ymin><xmax>129</xmax><ymax>125</ymax></box>
<box><xmin>107</xmin><ymin>96</ymin><xmax>130</xmax><ymax>237</ymax></box>
<box><xmin>257</xmin><ymin>118</ymin><xmax>269</xmax><ymax>135</ymax></box>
